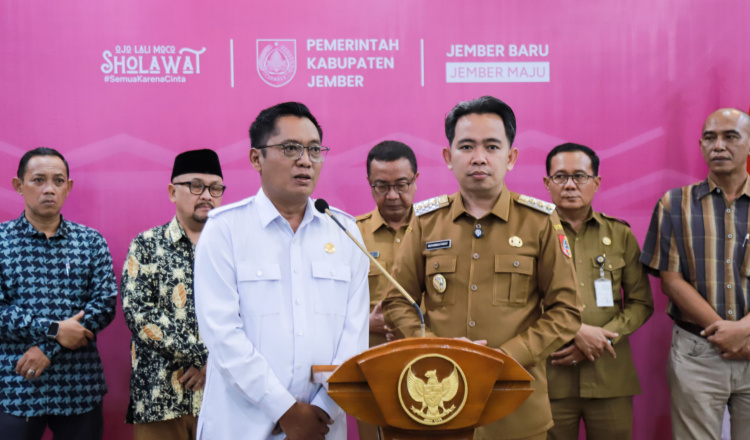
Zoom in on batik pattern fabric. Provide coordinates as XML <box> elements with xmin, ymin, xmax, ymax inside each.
<box><xmin>121</xmin><ymin>217</ymin><xmax>208</xmax><ymax>423</ymax></box>
<box><xmin>0</xmin><ymin>213</ymin><xmax>117</xmax><ymax>417</ymax></box>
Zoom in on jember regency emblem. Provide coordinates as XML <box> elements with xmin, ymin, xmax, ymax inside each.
<box><xmin>398</xmin><ymin>354</ymin><xmax>468</xmax><ymax>426</ymax></box>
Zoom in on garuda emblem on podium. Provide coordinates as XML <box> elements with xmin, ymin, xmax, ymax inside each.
<box><xmin>398</xmin><ymin>354</ymin><xmax>468</xmax><ymax>425</ymax></box>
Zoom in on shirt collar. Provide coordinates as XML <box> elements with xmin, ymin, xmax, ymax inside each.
<box><xmin>559</xmin><ymin>207</ymin><xmax>598</xmax><ymax>228</ymax></box>
<box><xmin>16</xmin><ymin>212</ymin><xmax>69</xmax><ymax>238</ymax></box>
<box><xmin>255</xmin><ymin>187</ymin><xmax>317</xmax><ymax>229</ymax></box>
<box><xmin>699</xmin><ymin>176</ymin><xmax>750</xmax><ymax>200</ymax></box>
<box><xmin>167</xmin><ymin>216</ymin><xmax>190</xmax><ymax>244</ymax></box>
<box><xmin>370</xmin><ymin>207</ymin><xmax>413</xmax><ymax>233</ymax></box>
<box><xmin>450</xmin><ymin>184</ymin><xmax>510</xmax><ymax>222</ymax></box>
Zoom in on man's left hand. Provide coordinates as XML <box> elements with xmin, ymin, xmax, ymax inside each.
<box><xmin>550</xmin><ymin>343</ymin><xmax>587</xmax><ymax>366</ymax></box>
<box><xmin>15</xmin><ymin>346</ymin><xmax>50</xmax><ymax>380</ymax></box>
<box><xmin>704</xmin><ymin>320</ymin><xmax>750</xmax><ymax>358</ymax></box>
<box><xmin>179</xmin><ymin>366</ymin><xmax>206</xmax><ymax>391</ymax></box>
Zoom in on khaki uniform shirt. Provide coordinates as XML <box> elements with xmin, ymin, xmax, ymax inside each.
<box><xmin>546</xmin><ymin>209</ymin><xmax>654</xmax><ymax>400</ymax></box>
<box><xmin>356</xmin><ymin>208</ymin><xmax>412</xmax><ymax>347</ymax></box>
<box><xmin>383</xmin><ymin>188</ymin><xmax>582</xmax><ymax>439</ymax></box>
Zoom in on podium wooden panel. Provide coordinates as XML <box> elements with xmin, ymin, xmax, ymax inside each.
<box><xmin>314</xmin><ymin>338</ymin><xmax>533</xmax><ymax>439</ymax></box>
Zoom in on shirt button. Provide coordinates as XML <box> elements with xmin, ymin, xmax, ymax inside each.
<box><xmin>294</xmin><ymin>395</ymin><xmax>300</xmax><ymax>400</ymax></box>
<box><xmin>294</xmin><ymin>268</ymin><xmax>299</xmax><ymax>274</ymax></box>
<box><xmin>468</xmin><ymin>320</ymin><xmax>476</xmax><ymax>327</ymax></box>
<box><xmin>579</xmin><ymin>282</ymin><xmax>585</xmax><ymax>287</ymax></box>
<box><xmin>396</xmin><ymin>238</ymin><xmax>401</xmax><ymax>243</ymax></box>
<box><xmin>297</xmin><ymin>330</ymin><xmax>304</xmax><ymax>336</ymax></box>
<box><xmin>473</xmin><ymin>253</ymin><xmax>479</xmax><ymax>260</ymax></box>
<box><xmin>717</xmin><ymin>188</ymin><xmax>722</xmax><ymax>193</ymax></box>
<box><xmin>331</xmin><ymin>269</ymin><xmax>337</xmax><ymax>276</ymax></box>
<box><xmin>728</xmin><ymin>310</ymin><xmax>734</xmax><ymax>315</ymax></box>
<box><xmin>727</xmin><ymin>284</ymin><xmax>732</xmax><ymax>289</ymax></box>
<box><xmin>470</xmin><ymin>285</ymin><xmax>478</xmax><ymax>291</ymax></box>
<box><xmin>296</xmin><ymin>364</ymin><xmax>302</xmax><ymax>370</ymax></box>
<box><xmin>513</xmin><ymin>261</ymin><xmax>520</xmax><ymax>267</ymax></box>
<box><xmin>434</xmin><ymin>262</ymin><xmax>439</xmax><ymax>269</ymax></box>
<box><xmin>583</xmin><ymin>304</ymin><xmax>587</xmax><ymax>309</ymax></box>
<box><xmin>295</xmin><ymin>299</ymin><xmax>301</xmax><ymax>305</ymax></box>
<box><xmin>256</xmin><ymin>271</ymin><xmax>263</xmax><ymax>277</ymax></box>
<box><xmin>727</xmin><ymin>208</ymin><xmax>732</xmax><ymax>213</ymax></box>
<box><xmin>728</xmin><ymin>234</ymin><xmax>733</xmax><ymax>239</ymax></box>
<box><xmin>727</xmin><ymin>259</ymin><xmax>732</xmax><ymax>264</ymax></box>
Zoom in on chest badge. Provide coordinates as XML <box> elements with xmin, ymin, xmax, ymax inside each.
<box><xmin>509</xmin><ymin>236</ymin><xmax>523</xmax><ymax>247</ymax></box>
<box><xmin>602</xmin><ymin>236</ymin><xmax>612</xmax><ymax>246</ymax></box>
<box><xmin>325</xmin><ymin>242</ymin><xmax>336</xmax><ymax>254</ymax></box>
<box><xmin>432</xmin><ymin>274</ymin><xmax>447</xmax><ymax>293</ymax></box>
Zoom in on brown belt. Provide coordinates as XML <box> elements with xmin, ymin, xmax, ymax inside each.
<box><xmin>675</xmin><ymin>319</ymin><xmax>704</xmax><ymax>337</ymax></box>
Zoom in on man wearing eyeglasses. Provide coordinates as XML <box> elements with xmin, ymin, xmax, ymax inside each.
<box><xmin>542</xmin><ymin>143</ymin><xmax>653</xmax><ymax>440</ymax></box>
<box><xmin>193</xmin><ymin>102</ymin><xmax>369</xmax><ymax>440</ymax></box>
<box><xmin>354</xmin><ymin>140</ymin><xmax>418</xmax><ymax>440</ymax></box>
<box><xmin>120</xmin><ymin>149</ymin><xmax>225</xmax><ymax>440</ymax></box>
<box><xmin>383</xmin><ymin>96</ymin><xmax>582</xmax><ymax>440</ymax></box>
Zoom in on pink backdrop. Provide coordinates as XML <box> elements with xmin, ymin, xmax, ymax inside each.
<box><xmin>2</xmin><ymin>1</ymin><xmax>750</xmax><ymax>438</ymax></box>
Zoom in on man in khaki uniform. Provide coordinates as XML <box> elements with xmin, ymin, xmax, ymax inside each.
<box><xmin>356</xmin><ymin>140</ymin><xmax>419</xmax><ymax>440</ymax></box>
<box><xmin>383</xmin><ymin>96</ymin><xmax>582</xmax><ymax>440</ymax></box>
<box><xmin>543</xmin><ymin>143</ymin><xmax>653</xmax><ymax>440</ymax></box>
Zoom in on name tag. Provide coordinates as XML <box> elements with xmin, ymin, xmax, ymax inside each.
<box><xmin>595</xmin><ymin>278</ymin><xmax>614</xmax><ymax>307</ymax></box>
<box><xmin>426</xmin><ymin>240</ymin><xmax>452</xmax><ymax>251</ymax></box>
<box><xmin>370</xmin><ymin>251</ymin><xmax>380</xmax><ymax>258</ymax></box>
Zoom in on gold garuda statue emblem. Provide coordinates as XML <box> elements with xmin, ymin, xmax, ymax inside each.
<box><xmin>398</xmin><ymin>354</ymin><xmax>468</xmax><ymax>425</ymax></box>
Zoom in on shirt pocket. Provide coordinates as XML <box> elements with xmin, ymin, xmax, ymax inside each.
<box><xmin>425</xmin><ymin>255</ymin><xmax>457</xmax><ymax>307</ymax></box>
<box><xmin>368</xmin><ymin>260</ymin><xmax>386</xmax><ymax>277</ymax></box>
<box><xmin>311</xmin><ymin>262</ymin><xmax>351</xmax><ymax>315</ymax></box>
<box><xmin>493</xmin><ymin>255</ymin><xmax>534</xmax><ymax>306</ymax></box>
<box><xmin>237</xmin><ymin>262</ymin><xmax>282</xmax><ymax>315</ymax></box>
<box><xmin>591</xmin><ymin>255</ymin><xmax>626</xmax><ymax>303</ymax></box>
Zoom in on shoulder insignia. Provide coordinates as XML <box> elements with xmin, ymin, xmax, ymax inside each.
<box><xmin>600</xmin><ymin>213</ymin><xmax>630</xmax><ymax>227</ymax></box>
<box><xmin>414</xmin><ymin>195</ymin><xmax>450</xmax><ymax>217</ymax></box>
<box><xmin>355</xmin><ymin>213</ymin><xmax>372</xmax><ymax>222</ymax></box>
<box><xmin>516</xmin><ymin>194</ymin><xmax>555</xmax><ymax>215</ymax></box>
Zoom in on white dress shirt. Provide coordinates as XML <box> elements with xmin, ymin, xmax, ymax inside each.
<box><xmin>194</xmin><ymin>188</ymin><xmax>369</xmax><ymax>440</ymax></box>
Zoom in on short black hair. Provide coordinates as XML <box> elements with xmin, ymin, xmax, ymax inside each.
<box><xmin>545</xmin><ymin>142</ymin><xmax>600</xmax><ymax>176</ymax></box>
<box><xmin>366</xmin><ymin>141</ymin><xmax>418</xmax><ymax>176</ymax></box>
<box><xmin>445</xmin><ymin>96</ymin><xmax>517</xmax><ymax>146</ymax></box>
<box><xmin>17</xmin><ymin>147</ymin><xmax>70</xmax><ymax>180</ymax></box>
<box><xmin>249</xmin><ymin>102</ymin><xmax>323</xmax><ymax>153</ymax></box>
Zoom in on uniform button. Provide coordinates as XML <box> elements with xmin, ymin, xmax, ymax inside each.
<box><xmin>297</xmin><ymin>330</ymin><xmax>304</xmax><ymax>336</ymax></box>
<box><xmin>470</xmin><ymin>285</ymin><xmax>478</xmax><ymax>291</ymax></box>
<box><xmin>331</xmin><ymin>269</ymin><xmax>337</xmax><ymax>276</ymax></box>
<box><xmin>717</xmin><ymin>188</ymin><xmax>722</xmax><ymax>193</ymax></box>
<box><xmin>728</xmin><ymin>310</ymin><xmax>734</xmax><ymax>315</ymax></box>
<box><xmin>579</xmin><ymin>282</ymin><xmax>585</xmax><ymax>287</ymax></box>
<box><xmin>256</xmin><ymin>271</ymin><xmax>263</xmax><ymax>277</ymax></box>
<box><xmin>295</xmin><ymin>299</ymin><xmax>301</xmax><ymax>305</ymax></box>
<box><xmin>296</xmin><ymin>364</ymin><xmax>302</xmax><ymax>370</ymax></box>
<box><xmin>294</xmin><ymin>267</ymin><xmax>299</xmax><ymax>273</ymax></box>
<box><xmin>727</xmin><ymin>208</ymin><xmax>732</xmax><ymax>213</ymax></box>
<box><xmin>294</xmin><ymin>395</ymin><xmax>300</xmax><ymax>400</ymax></box>
<box><xmin>468</xmin><ymin>320</ymin><xmax>476</xmax><ymax>327</ymax></box>
<box><xmin>473</xmin><ymin>253</ymin><xmax>479</xmax><ymax>260</ymax></box>
<box><xmin>575</xmin><ymin>238</ymin><xmax>579</xmax><ymax>242</ymax></box>
<box><xmin>727</xmin><ymin>284</ymin><xmax>732</xmax><ymax>289</ymax></box>
<box><xmin>434</xmin><ymin>262</ymin><xmax>439</xmax><ymax>269</ymax></box>
<box><xmin>396</xmin><ymin>238</ymin><xmax>401</xmax><ymax>243</ymax></box>
<box><xmin>513</xmin><ymin>261</ymin><xmax>520</xmax><ymax>267</ymax></box>
<box><xmin>578</xmin><ymin>259</ymin><xmax>582</xmax><ymax>263</ymax></box>
<box><xmin>728</xmin><ymin>234</ymin><xmax>733</xmax><ymax>239</ymax></box>
<box><xmin>727</xmin><ymin>259</ymin><xmax>732</xmax><ymax>264</ymax></box>
<box><xmin>608</xmin><ymin>264</ymin><xmax>612</xmax><ymax>269</ymax></box>
<box><xmin>583</xmin><ymin>304</ymin><xmax>587</xmax><ymax>309</ymax></box>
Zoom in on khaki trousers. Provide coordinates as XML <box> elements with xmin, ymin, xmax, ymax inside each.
<box><xmin>134</xmin><ymin>415</ymin><xmax>198</xmax><ymax>440</ymax></box>
<box><xmin>668</xmin><ymin>324</ymin><xmax>750</xmax><ymax>440</ymax></box>
<box><xmin>547</xmin><ymin>396</ymin><xmax>632</xmax><ymax>440</ymax></box>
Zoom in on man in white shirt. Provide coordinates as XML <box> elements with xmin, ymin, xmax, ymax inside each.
<box><xmin>194</xmin><ymin>102</ymin><xmax>369</xmax><ymax>440</ymax></box>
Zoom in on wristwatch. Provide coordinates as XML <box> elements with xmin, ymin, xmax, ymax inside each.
<box><xmin>46</xmin><ymin>322</ymin><xmax>60</xmax><ymax>340</ymax></box>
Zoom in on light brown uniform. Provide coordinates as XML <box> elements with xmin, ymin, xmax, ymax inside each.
<box><xmin>356</xmin><ymin>208</ymin><xmax>413</xmax><ymax>347</ymax></box>
<box><xmin>383</xmin><ymin>188</ymin><xmax>582</xmax><ymax>440</ymax></box>
<box><xmin>546</xmin><ymin>209</ymin><xmax>653</xmax><ymax>440</ymax></box>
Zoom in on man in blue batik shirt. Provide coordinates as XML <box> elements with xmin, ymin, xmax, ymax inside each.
<box><xmin>0</xmin><ymin>147</ymin><xmax>117</xmax><ymax>440</ymax></box>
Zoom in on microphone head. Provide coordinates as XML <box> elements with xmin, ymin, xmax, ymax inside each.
<box><xmin>314</xmin><ymin>198</ymin><xmax>330</xmax><ymax>214</ymax></box>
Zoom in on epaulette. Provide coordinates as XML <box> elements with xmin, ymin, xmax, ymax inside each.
<box><xmin>601</xmin><ymin>213</ymin><xmax>630</xmax><ymax>227</ymax></box>
<box><xmin>208</xmin><ymin>197</ymin><xmax>253</xmax><ymax>218</ymax></box>
<box><xmin>517</xmin><ymin>194</ymin><xmax>555</xmax><ymax>215</ymax></box>
<box><xmin>414</xmin><ymin>195</ymin><xmax>450</xmax><ymax>217</ymax></box>
<box><xmin>355</xmin><ymin>213</ymin><xmax>372</xmax><ymax>222</ymax></box>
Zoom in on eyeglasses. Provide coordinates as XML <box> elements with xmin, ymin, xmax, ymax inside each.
<box><xmin>255</xmin><ymin>142</ymin><xmax>330</xmax><ymax>163</ymax></box>
<box><xmin>173</xmin><ymin>180</ymin><xmax>226</xmax><ymax>197</ymax></box>
<box><xmin>549</xmin><ymin>173</ymin><xmax>595</xmax><ymax>185</ymax></box>
<box><xmin>370</xmin><ymin>178</ymin><xmax>415</xmax><ymax>195</ymax></box>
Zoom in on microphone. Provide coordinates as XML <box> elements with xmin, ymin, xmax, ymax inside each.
<box><xmin>314</xmin><ymin>199</ymin><xmax>426</xmax><ymax>338</ymax></box>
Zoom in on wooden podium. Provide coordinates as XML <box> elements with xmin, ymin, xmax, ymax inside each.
<box><xmin>313</xmin><ymin>338</ymin><xmax>534</xmax><ymax>440</ymax></box>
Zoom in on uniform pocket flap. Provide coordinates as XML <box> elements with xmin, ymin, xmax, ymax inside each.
<box><xmin>426</xmin><ymin>255</ymin><xmax>457</xmax><ymax>276</ymax></box>
<box><xmin>237</xmin><ymin>262</ymin><xmax>282</xmax><ymax>281</ymax></box>
<box><xmin>369</xmin><ymin>260</ymin><xmax>386</xmax><ymax>276</ymax></box>
<box><xmin>312</xmin><ymin>262</ymin><xmax>351</xmax><ymax>282</ymax></box>
<box><xmin>495</xmin><ymin>255</ymin><xmax>534</xmax><ymax>275</ymax></box>
<box><xmin>591</xmin><ymin>255</ymin><xmax>626</xmax><ymax>272</ymax></box>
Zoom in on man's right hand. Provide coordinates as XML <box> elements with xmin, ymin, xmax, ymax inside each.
<box><xmin>573</xmin><ymin>324</ymin><xmax>618</xmax><ymax>361</ymax></box>
<box><xmin>56</xmin><ymin>311</ymin><xmax>94</xmax><ymax>350</ymax></box>
<box><xmin>277</xmin><ymin>402</ymin><xmax>332</xmax><ymax>440</ymax></box>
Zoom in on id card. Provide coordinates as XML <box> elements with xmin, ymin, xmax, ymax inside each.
<box><xmin>594</xmin><ymin>278</ymin><xmax>614</xmax><ymax>307</ymax></box>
